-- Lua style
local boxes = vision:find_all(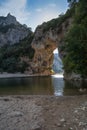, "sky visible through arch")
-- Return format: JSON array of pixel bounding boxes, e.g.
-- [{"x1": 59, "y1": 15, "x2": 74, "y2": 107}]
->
[{"x1": 0, "y1": 0, "x2": 68, "y2": 31}]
